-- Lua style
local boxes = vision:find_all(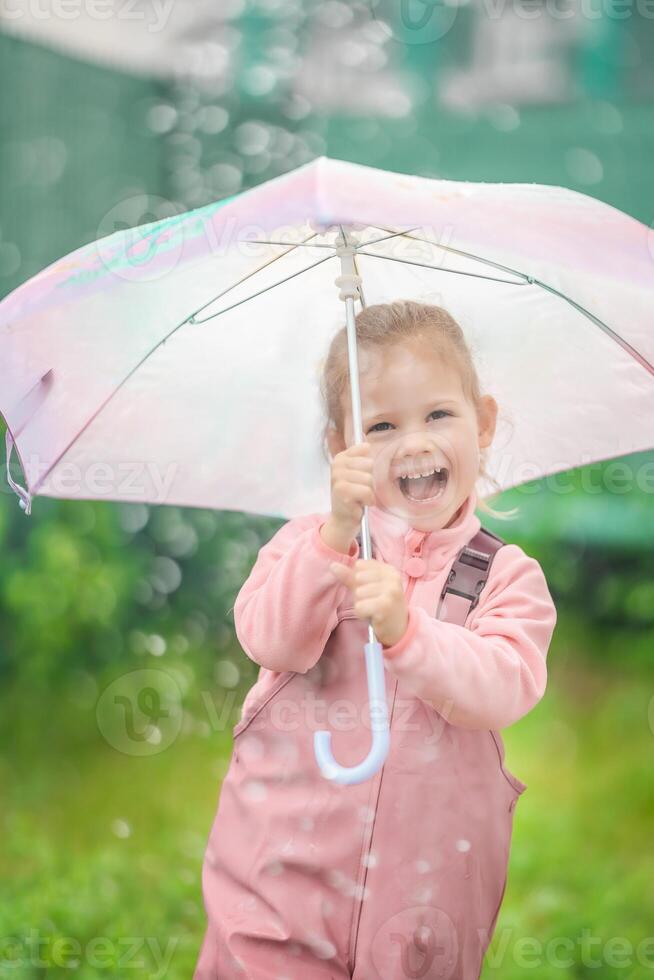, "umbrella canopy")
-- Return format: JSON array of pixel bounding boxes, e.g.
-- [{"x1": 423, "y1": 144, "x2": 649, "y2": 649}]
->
[{"x1": 1, "y1": 154, "x2": 653, "y2": 519}]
